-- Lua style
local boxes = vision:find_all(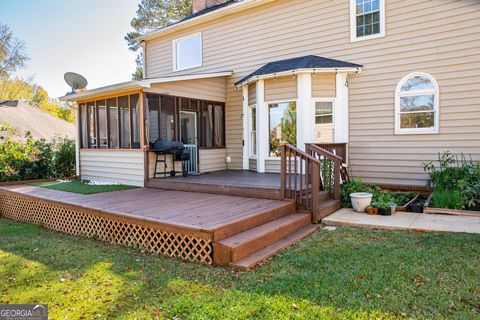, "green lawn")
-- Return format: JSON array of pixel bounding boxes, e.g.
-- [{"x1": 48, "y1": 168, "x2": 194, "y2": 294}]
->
[
  {"x1": 0, "y1": 219, "x2": 478, "y2": 319},
  {"x1": 30, "y1": 180, "x2": 137, "y2": 194}
]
